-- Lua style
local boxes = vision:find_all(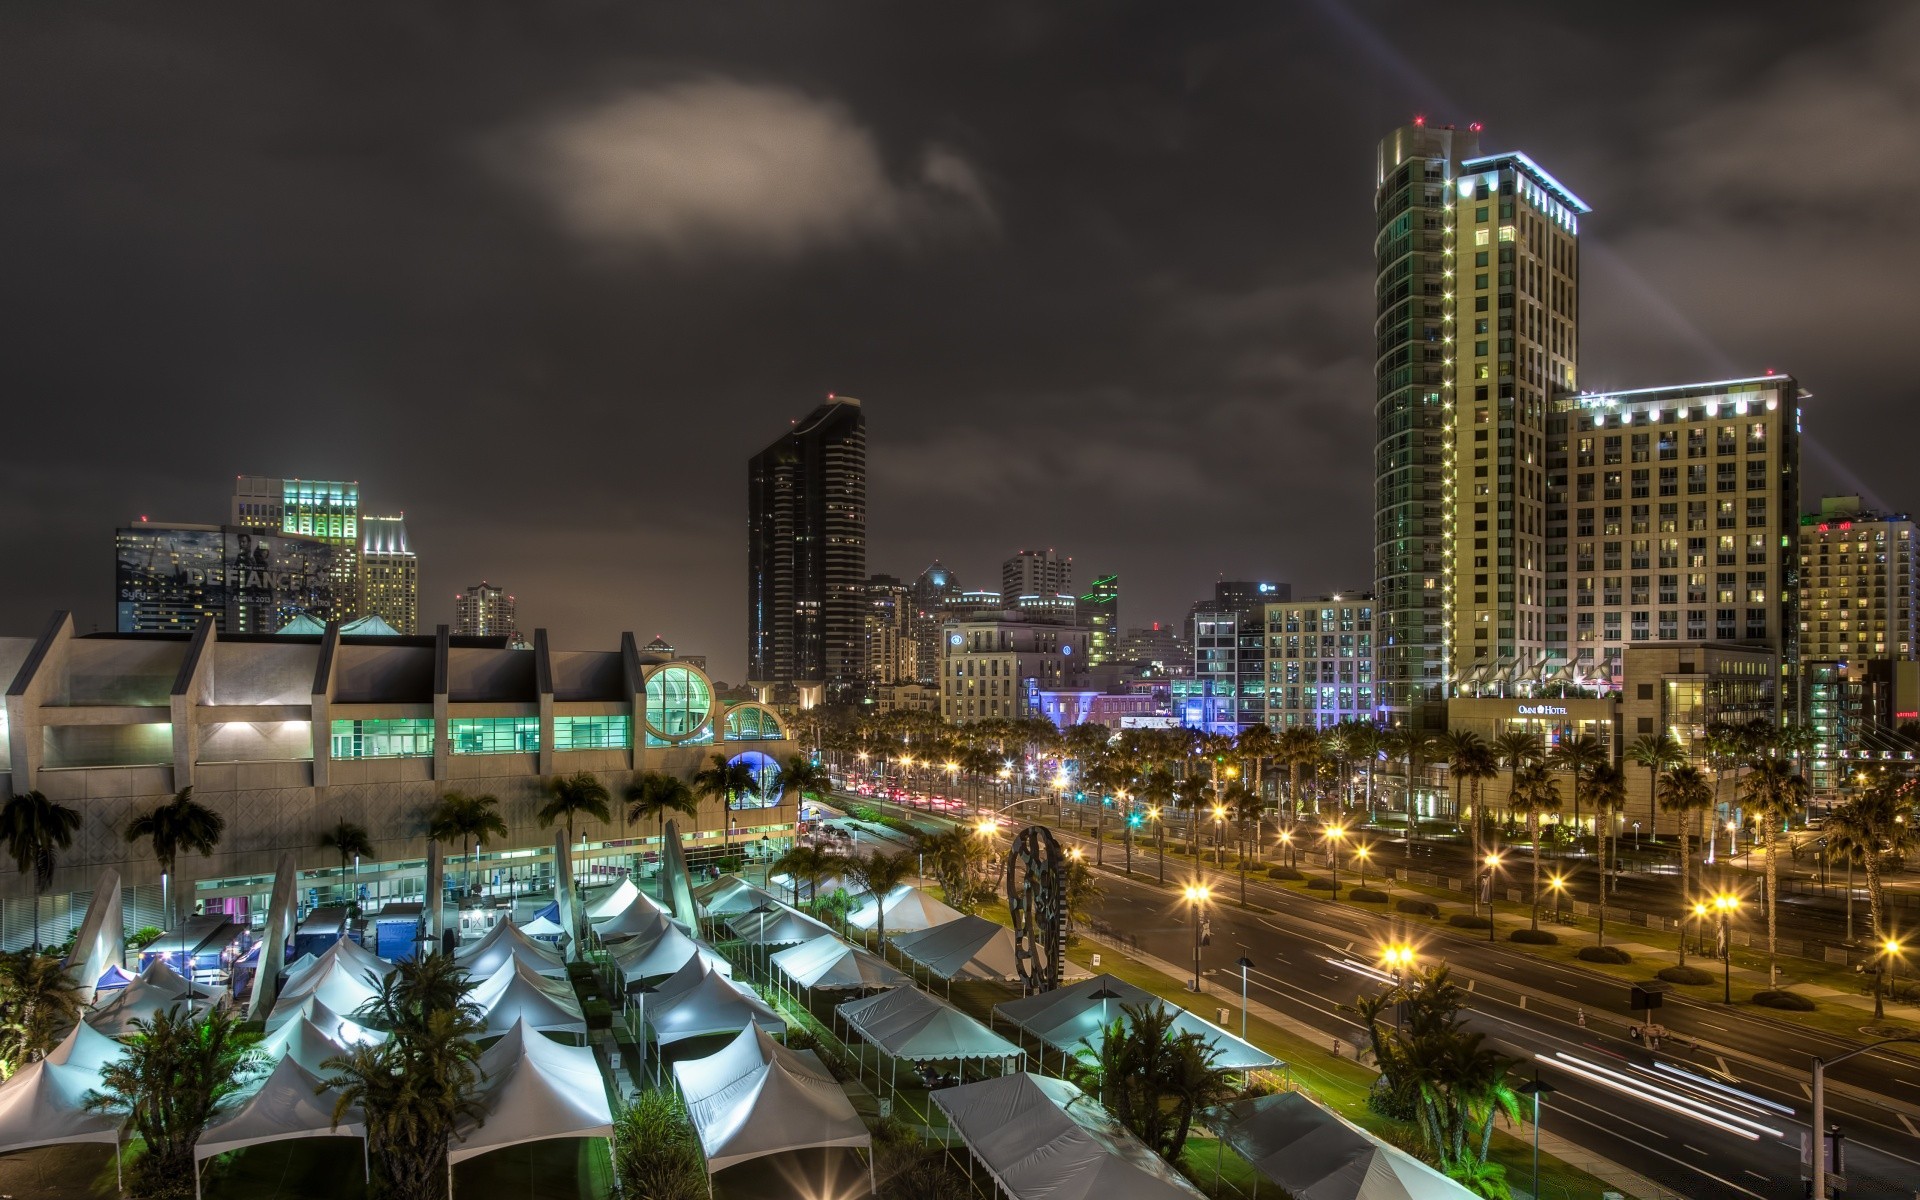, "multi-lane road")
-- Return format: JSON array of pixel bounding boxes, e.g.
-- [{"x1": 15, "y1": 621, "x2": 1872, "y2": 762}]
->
[{"x1": 840, "y1": 794, "x2": 1920, "y2": 1200}]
